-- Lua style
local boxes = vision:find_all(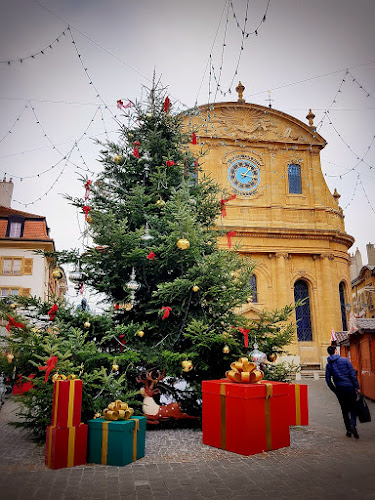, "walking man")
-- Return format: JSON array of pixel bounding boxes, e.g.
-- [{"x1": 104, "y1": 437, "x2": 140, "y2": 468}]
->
[{"x1": 325, "y1": 345, "x2": 360, "y2": 438}]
